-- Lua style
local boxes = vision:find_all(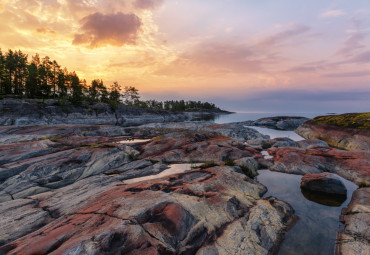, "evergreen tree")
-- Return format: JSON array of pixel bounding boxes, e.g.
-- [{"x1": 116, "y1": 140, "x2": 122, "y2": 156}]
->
[{"x1": 122, "y1": 85, "x2": 139, "y2": 105}]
